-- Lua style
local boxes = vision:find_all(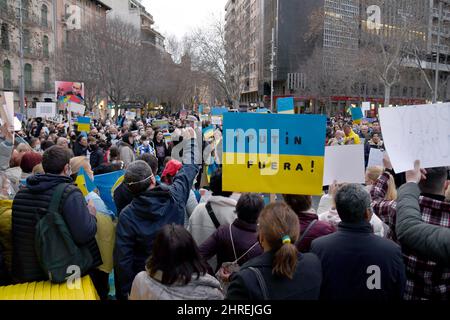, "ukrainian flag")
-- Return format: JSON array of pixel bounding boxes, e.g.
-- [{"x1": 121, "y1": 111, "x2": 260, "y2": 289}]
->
[
  {"x1": 77, "y1": 116, "x2": 91, "y2": 132},
  {"x1": 75, "y1": 167, "x2": 96, "y2": 196},
  {"x1": 203, "y1": 126, "x2": 214, "y2": 140},
  {"x1": 223, "y1": 113, "x2": 326, "y2": 195},
  {"x1": 351, "y1": 107, "x2": 363, "y2": 124},
  {"x1": 94, "y1": 170, "x2": 125, "y2": 215},
  {"x1": 277, "y1": 97, "x2": 295, "y2": 114}
]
